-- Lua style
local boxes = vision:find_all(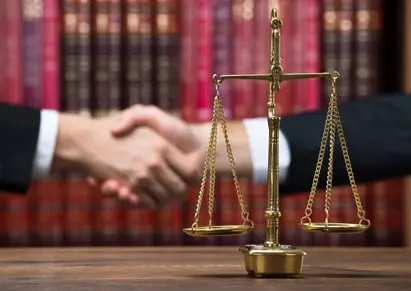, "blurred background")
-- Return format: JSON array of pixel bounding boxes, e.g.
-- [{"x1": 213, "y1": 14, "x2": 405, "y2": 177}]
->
[{"x1": 0, "y1": 0, "x2": 410, "y2": 248}]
